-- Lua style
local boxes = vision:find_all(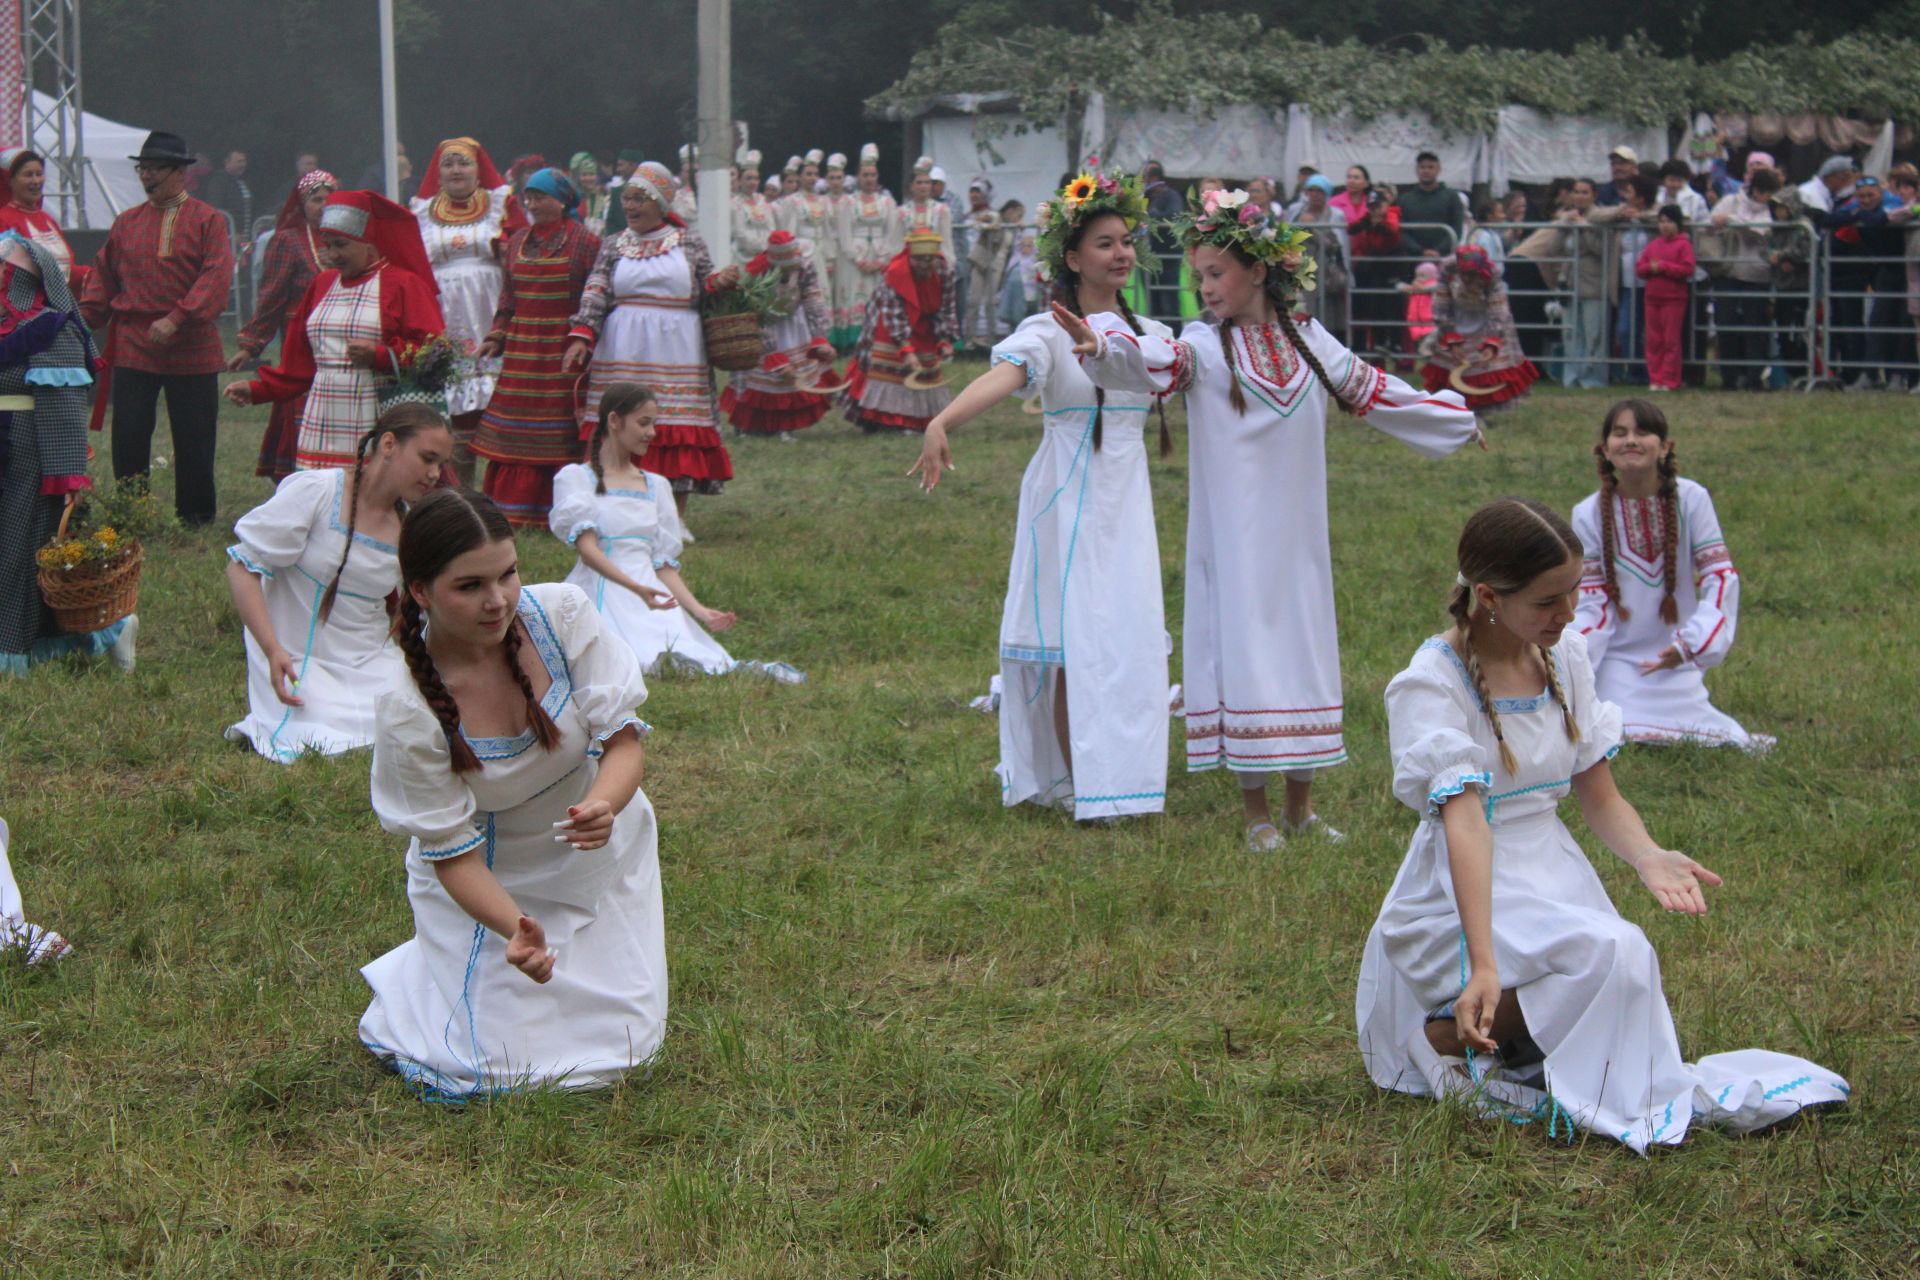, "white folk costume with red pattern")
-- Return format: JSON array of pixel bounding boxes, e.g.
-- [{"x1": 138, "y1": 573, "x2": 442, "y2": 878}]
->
[
  {"x1": 1079, "y1": 312, "x2": 1479, "y2": 777},
  {"x1": 1571, "y1": 478, "x2": 1769, "y2": 751}
]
